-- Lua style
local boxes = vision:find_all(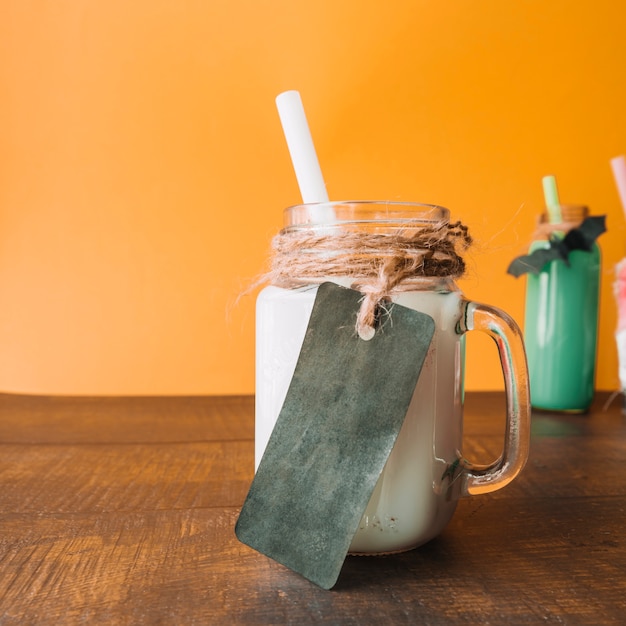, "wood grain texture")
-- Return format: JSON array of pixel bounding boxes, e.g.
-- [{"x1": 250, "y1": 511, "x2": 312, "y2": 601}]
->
[
  {"x1": 0, "y1": 441, "x2": 253, "y2": 513},
  {"x1": 0, "y1": 394, "x2": 254, "y2": 443},
  {"x1": 0, "y1": 392, "x2": 625, "y2": 624}
]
